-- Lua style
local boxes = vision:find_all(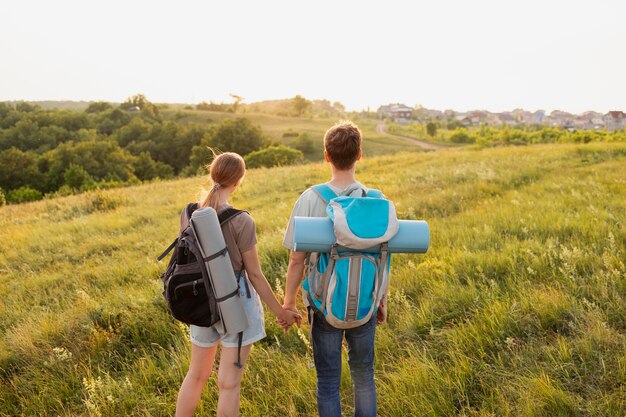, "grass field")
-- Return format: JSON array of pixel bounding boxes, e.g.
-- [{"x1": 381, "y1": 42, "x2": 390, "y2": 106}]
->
[
  {"x1": 1, "y1": 143, "x2": 625, "y2": 416},
  {"x1": 165, "y1": 110, "x2": 415, "y2": 160}
]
